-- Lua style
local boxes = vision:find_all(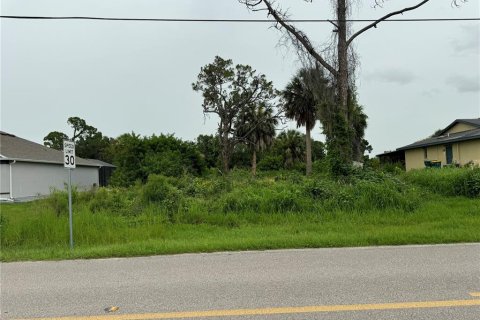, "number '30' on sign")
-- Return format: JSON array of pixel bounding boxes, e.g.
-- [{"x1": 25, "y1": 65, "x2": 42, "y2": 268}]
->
[{"x1": 63, "y1": 140, "x2": 76, "y2": 169}]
